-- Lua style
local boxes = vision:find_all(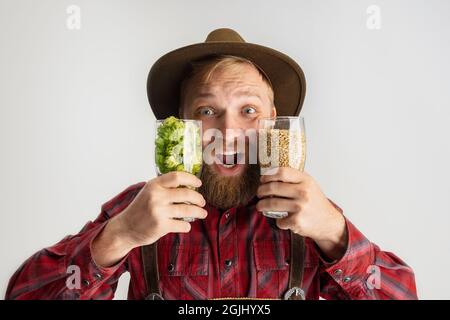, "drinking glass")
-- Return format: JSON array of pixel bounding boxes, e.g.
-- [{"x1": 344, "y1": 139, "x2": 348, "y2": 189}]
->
[
  {"x1": 258, "y1": 116, "x2": 306, "y2": 219},
  {"x1": 155, "y1": 118, "x2": 203, "y2": 222}
]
